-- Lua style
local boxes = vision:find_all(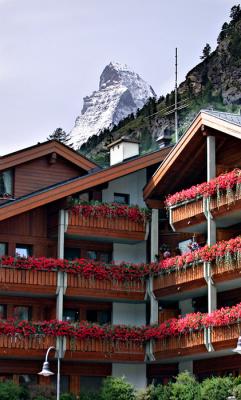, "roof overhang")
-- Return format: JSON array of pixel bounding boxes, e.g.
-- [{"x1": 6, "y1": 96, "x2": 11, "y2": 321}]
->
[
  {"x1": 0, "y1": 146, "x2": 171, "y2": 222},
  {"x1": 144, "y1": 111, "x2": 241, "y2": 201},
  {"x1": 0, "y1": 140, "x2": 97, "y2": 172}
]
